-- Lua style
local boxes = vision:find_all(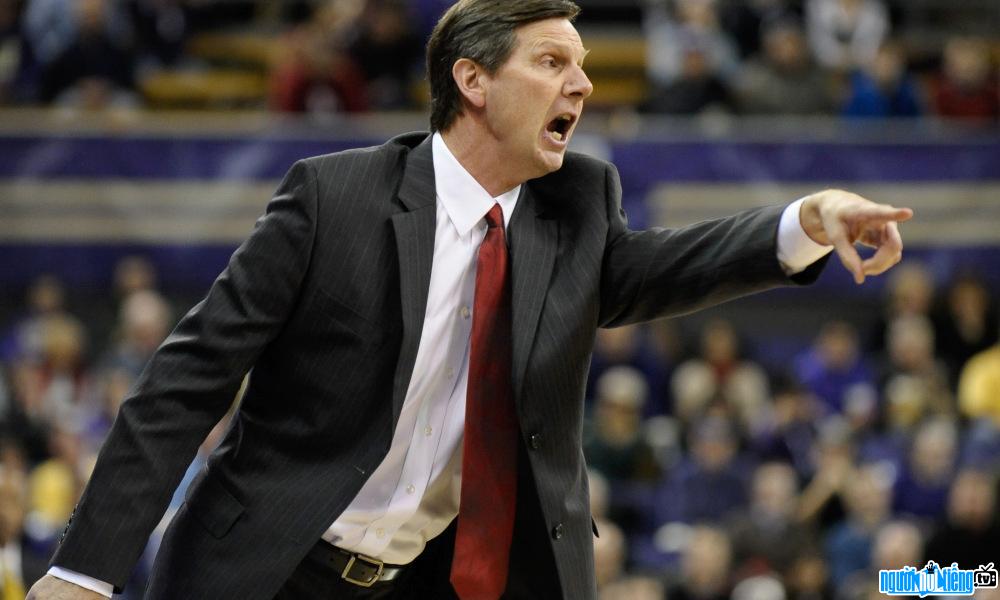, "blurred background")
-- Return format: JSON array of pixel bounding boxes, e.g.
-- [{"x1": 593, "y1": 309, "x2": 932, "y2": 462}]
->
[{"x1": 0, "y1": 0, "x2": 998, "y2": 598}]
